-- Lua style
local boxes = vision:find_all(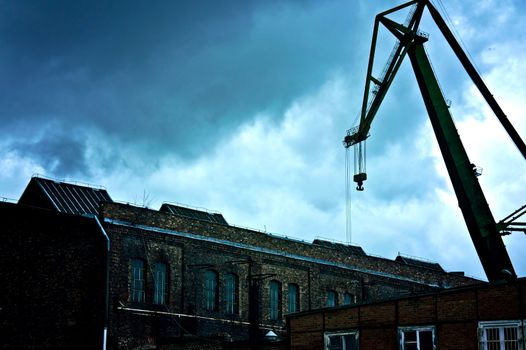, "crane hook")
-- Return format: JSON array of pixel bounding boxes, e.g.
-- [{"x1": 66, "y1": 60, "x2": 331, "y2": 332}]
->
[{"x1": 353, "y1": 173, "x2": 367, "y2": 191}]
